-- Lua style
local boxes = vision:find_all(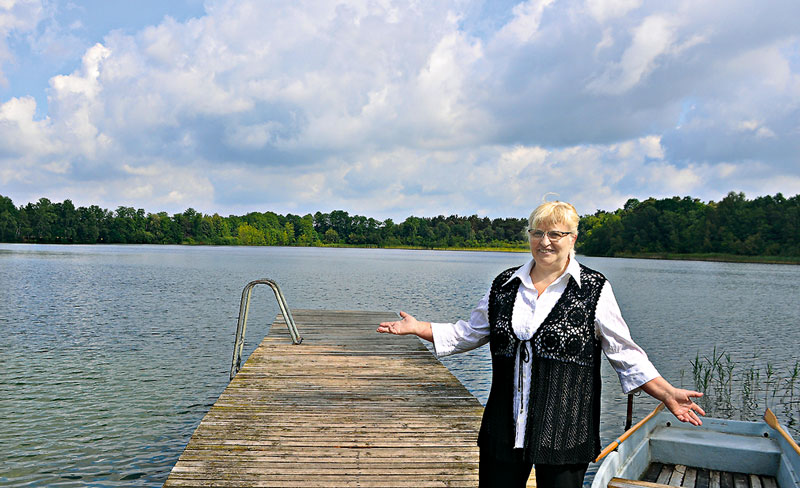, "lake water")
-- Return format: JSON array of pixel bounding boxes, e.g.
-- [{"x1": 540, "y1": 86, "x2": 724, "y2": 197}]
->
[{"x1": 1, "y1": 244, "x2": 798, "y2": 487}]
